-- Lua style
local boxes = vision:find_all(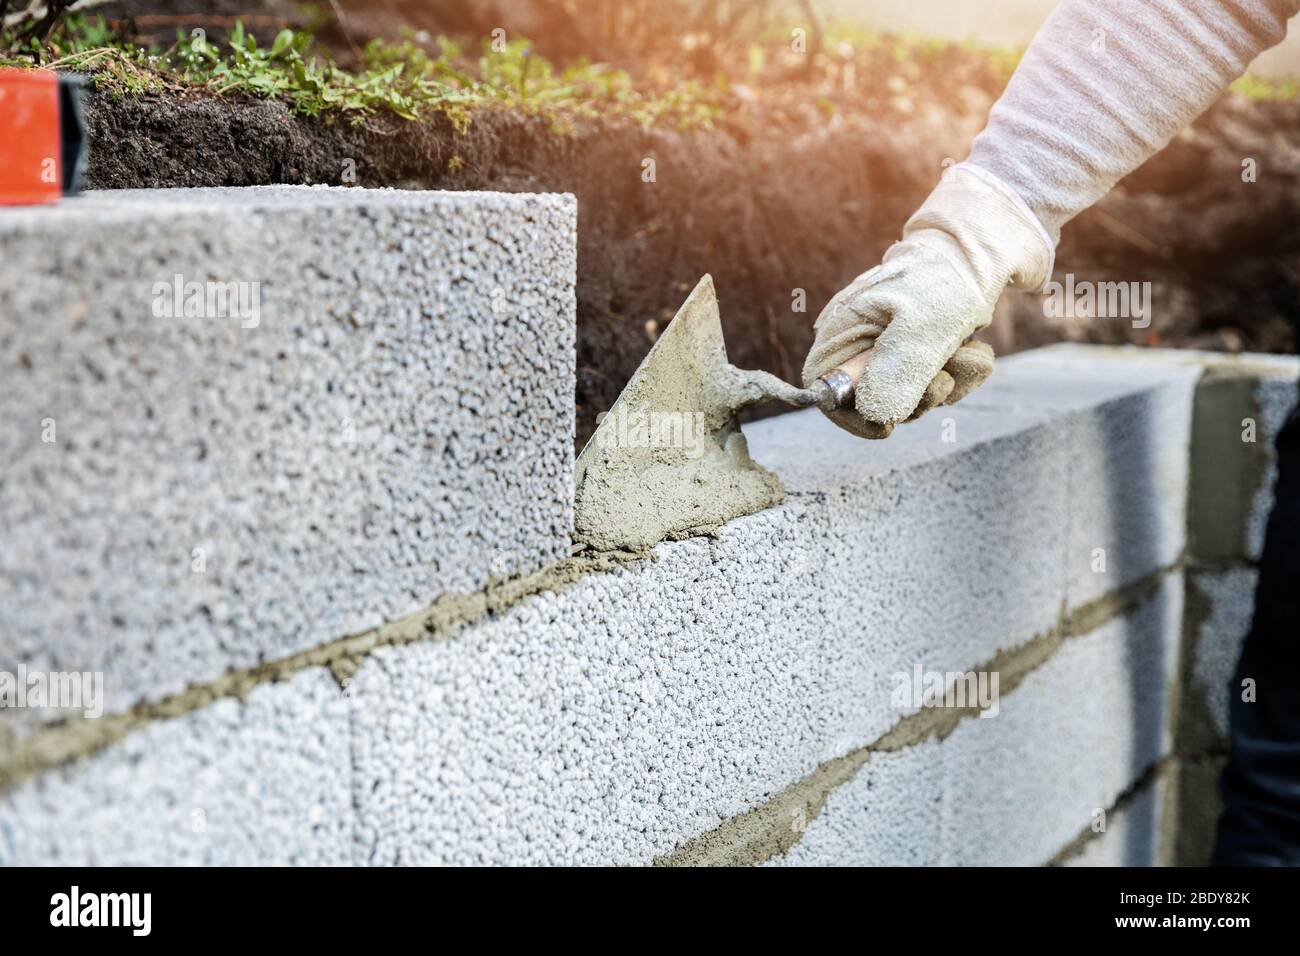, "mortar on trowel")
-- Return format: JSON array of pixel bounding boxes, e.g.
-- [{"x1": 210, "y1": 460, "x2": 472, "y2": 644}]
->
[{"x1": 573, "y1": 275, "x2": 865, "y2": 551}]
